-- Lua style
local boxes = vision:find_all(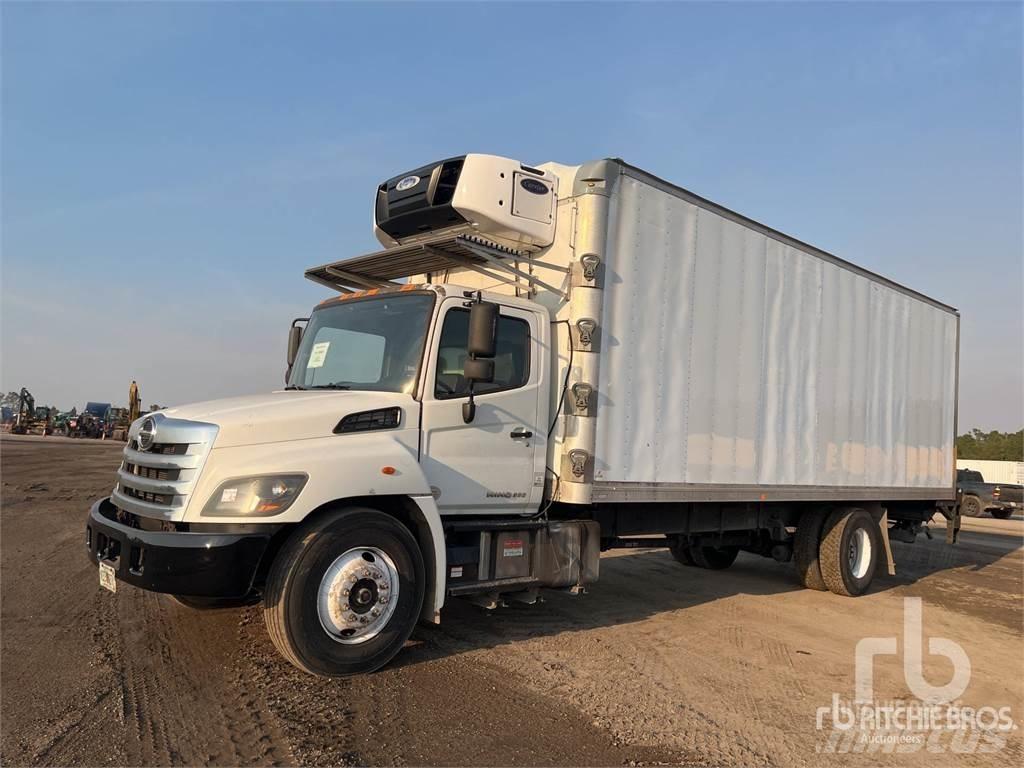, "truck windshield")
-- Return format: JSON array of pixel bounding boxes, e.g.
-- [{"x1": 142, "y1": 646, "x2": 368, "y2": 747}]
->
[{"x1": 288, "y1": 293, "x2": 435, "y2": 394}]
